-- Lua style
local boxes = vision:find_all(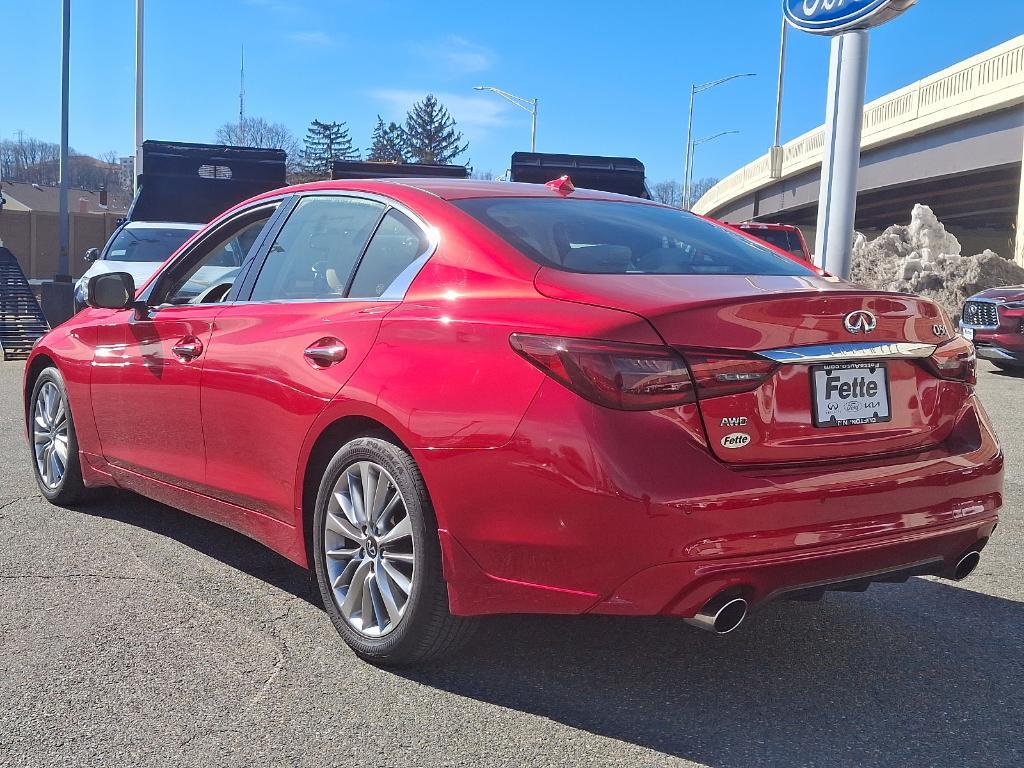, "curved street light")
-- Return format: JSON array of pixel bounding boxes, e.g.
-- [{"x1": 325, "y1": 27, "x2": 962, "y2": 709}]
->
[
  {"x1": 683, "y1": 73, "x2": 755, "y2": 207},
  {"x1": 473, "y1": 86, "x2": 538, "y2": 152}
]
